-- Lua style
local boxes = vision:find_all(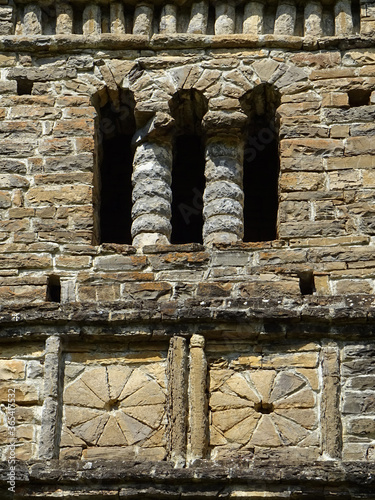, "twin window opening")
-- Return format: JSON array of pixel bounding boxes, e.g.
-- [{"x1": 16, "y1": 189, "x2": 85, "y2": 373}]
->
[{"x1": 96, "y1": 85, "x2": 280, "y2": 246}]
